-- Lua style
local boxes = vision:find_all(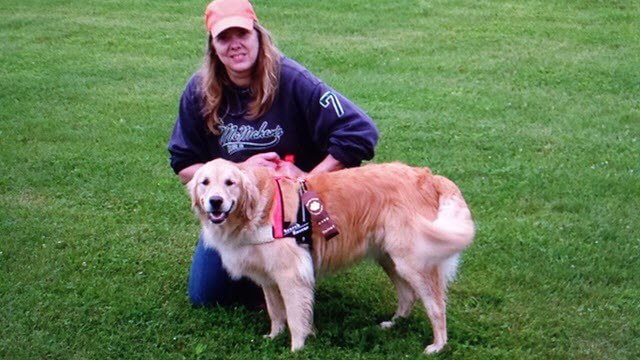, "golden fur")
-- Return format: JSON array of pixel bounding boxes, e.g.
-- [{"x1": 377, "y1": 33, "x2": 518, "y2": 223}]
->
[{"x1": 188, "y1": 159, "x2": 475, "y2": 354}]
